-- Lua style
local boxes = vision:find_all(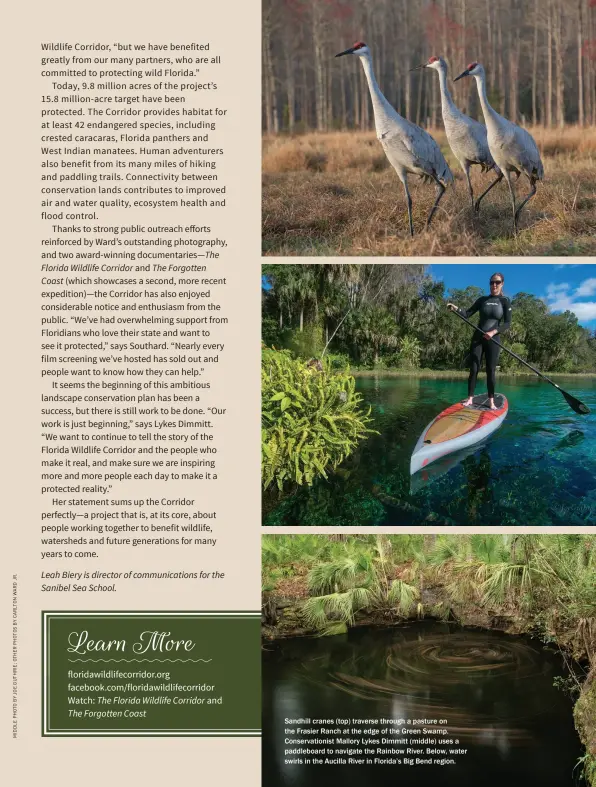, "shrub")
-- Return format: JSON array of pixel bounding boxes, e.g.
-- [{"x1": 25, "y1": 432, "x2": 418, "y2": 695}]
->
[
  {"x1": 397, "y1": 335, "x2": 422, "y2": 369},
  {"x1": 301, "y1": 536, "x2": 420, "y2": 634},
  {"x1": 262, "y1": 347, "x2": 375, "y2": 491},
  {"x1": 288, "y1": 323, "x2": 325, "y2": 359},
  {"x1": 326, "y1": 352, "x2": 351, "y2": 371},
  {"x1": 262, "y1": 314, "x2": 284, "y2": 347},
  {"x1": 496, "y1": 342, "x2": 530, "y2": 373}
]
